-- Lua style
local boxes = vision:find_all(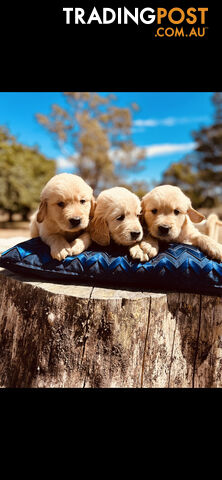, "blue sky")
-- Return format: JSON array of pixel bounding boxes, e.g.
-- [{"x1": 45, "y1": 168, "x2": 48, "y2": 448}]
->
[{"x1": 0, "y1": 92, "x2": 214, "y2": 184}]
